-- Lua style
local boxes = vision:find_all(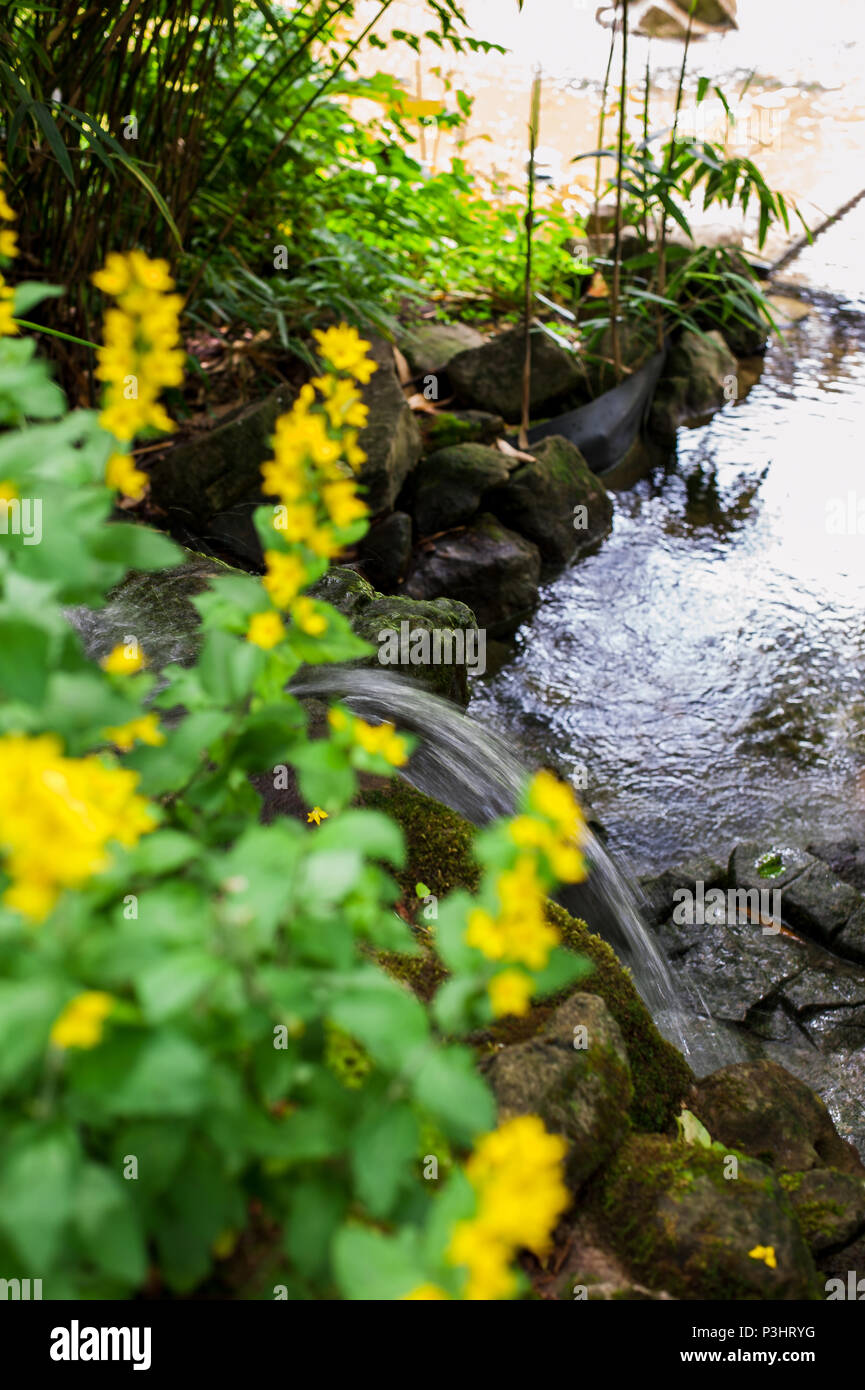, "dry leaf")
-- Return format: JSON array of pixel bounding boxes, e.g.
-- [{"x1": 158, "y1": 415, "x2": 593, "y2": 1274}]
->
[
  {"x1": 406, "y1": 393, "x2": 439, "y2": 414},
  {"x1": 496, "y1": 438, "x2": 536, "y2": 464},
  {"x1": 392, "y1": 345, "x2": 413, "y2": 385}
]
